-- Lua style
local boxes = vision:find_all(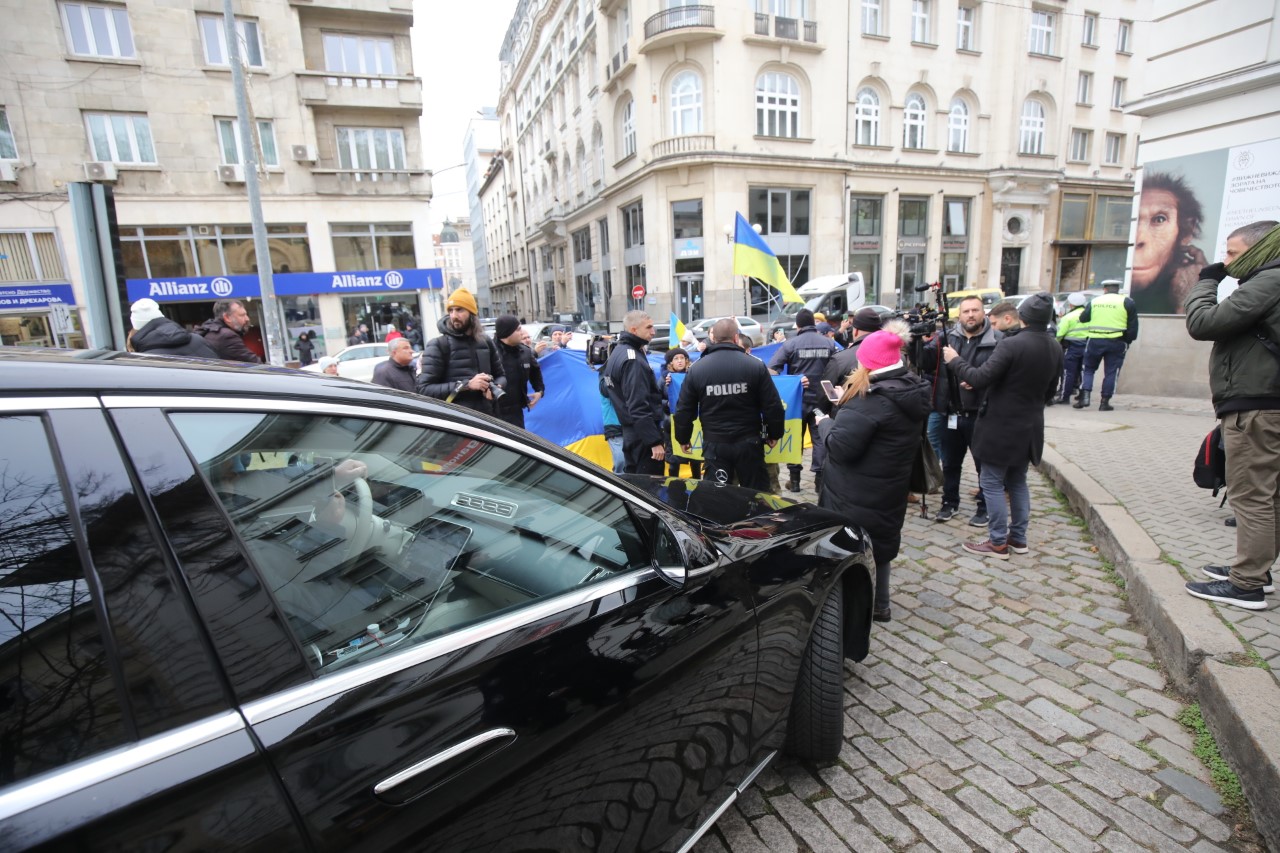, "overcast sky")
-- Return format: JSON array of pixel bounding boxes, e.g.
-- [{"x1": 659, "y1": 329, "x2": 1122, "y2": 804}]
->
[{"x1": 412, "y1": 0, "x2": 519, "y2": 228}]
